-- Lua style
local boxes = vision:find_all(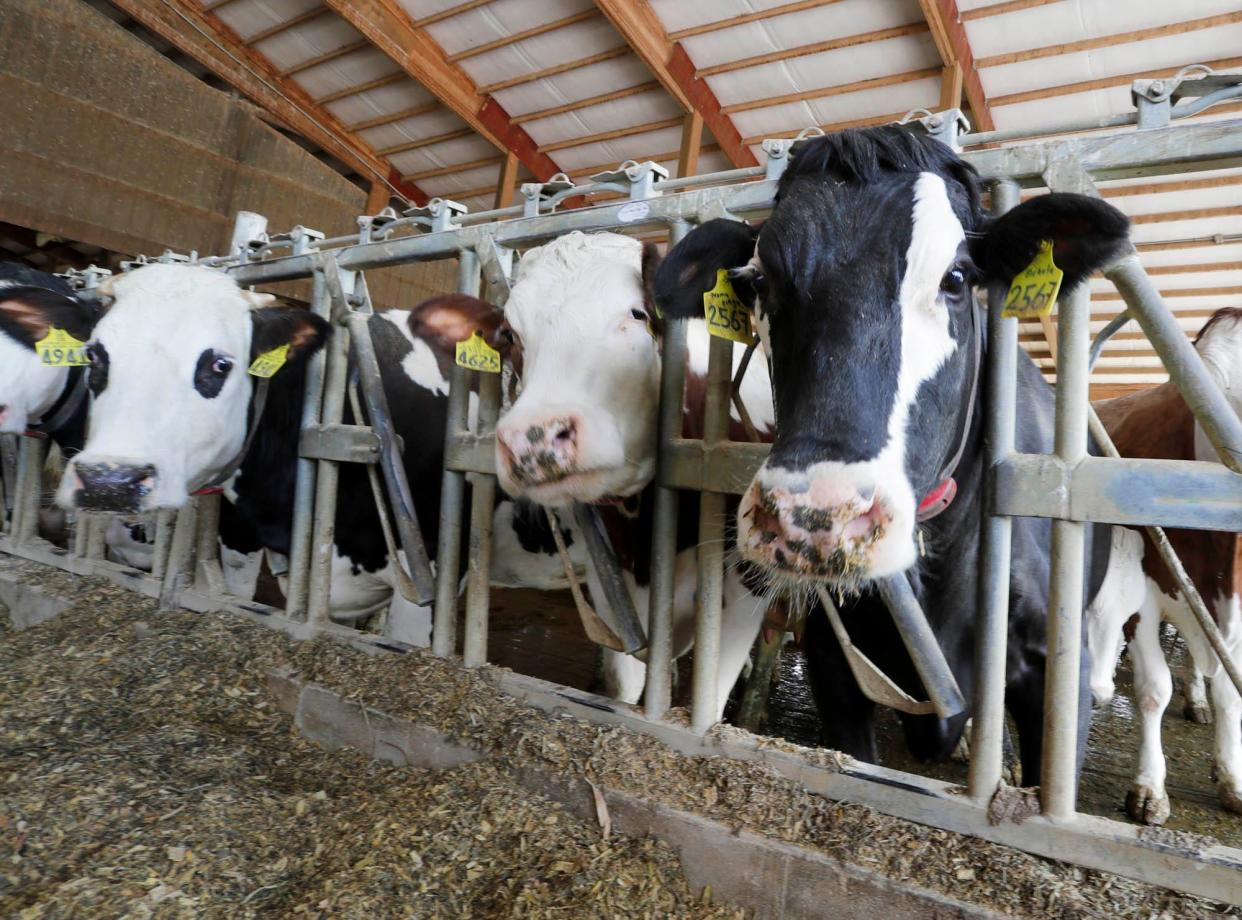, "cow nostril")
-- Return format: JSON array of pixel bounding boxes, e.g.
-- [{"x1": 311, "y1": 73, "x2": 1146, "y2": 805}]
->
[{"x1": 552, "y1": 421, "x2": 576, "y2": 444}]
